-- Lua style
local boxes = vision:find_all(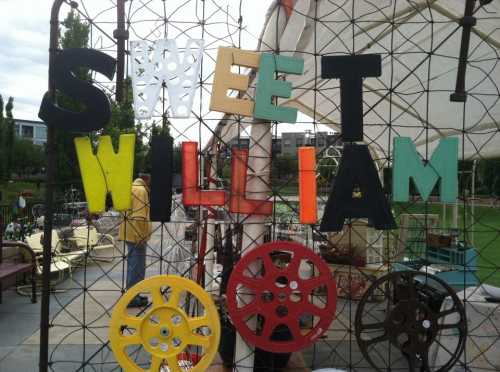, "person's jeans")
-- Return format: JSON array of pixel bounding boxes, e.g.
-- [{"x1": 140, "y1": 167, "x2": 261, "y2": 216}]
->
[{"x1": 126, "y1": 242, "x2": 146, "y2": 289}]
